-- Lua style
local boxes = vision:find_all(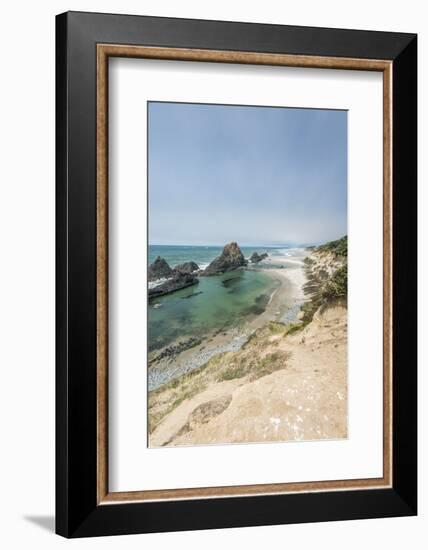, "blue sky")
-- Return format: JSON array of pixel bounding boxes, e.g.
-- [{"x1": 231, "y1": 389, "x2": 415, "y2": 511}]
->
[{"x1": 148, "y1": 102, "x2": 347, "y2": 246}]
